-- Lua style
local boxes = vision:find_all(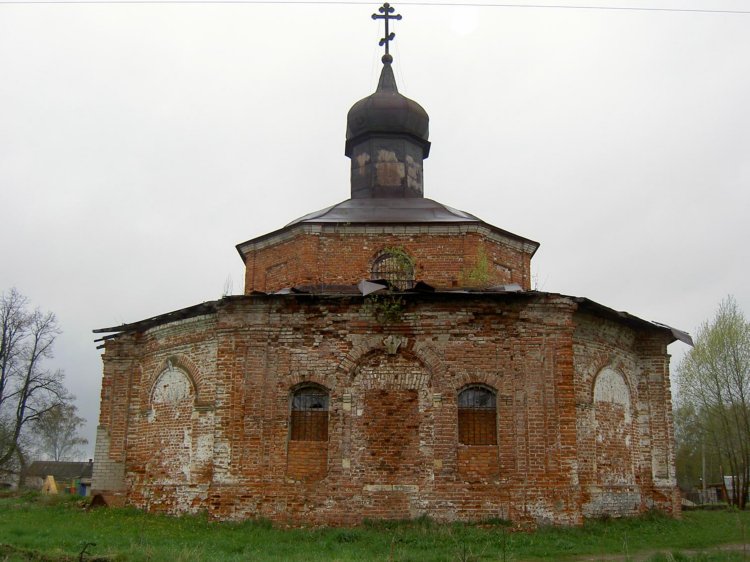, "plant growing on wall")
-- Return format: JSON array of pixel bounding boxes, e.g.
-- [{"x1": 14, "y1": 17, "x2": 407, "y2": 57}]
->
[
  {"x1": 363, "y1": 293, "x2": 406, "y2": 324},
  {"x1": 381, "y1": 246, "x2": 414, "y2": 271},
  {"x1": 461, "y1": 246, "x2": 490, "y2": 287}
]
